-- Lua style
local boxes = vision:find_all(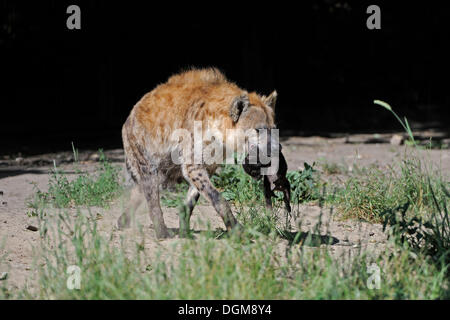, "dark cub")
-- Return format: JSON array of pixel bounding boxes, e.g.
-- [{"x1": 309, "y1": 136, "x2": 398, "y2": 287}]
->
[{"x1": 242, "y1": 144, "x2": 292, "y2": 213}]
